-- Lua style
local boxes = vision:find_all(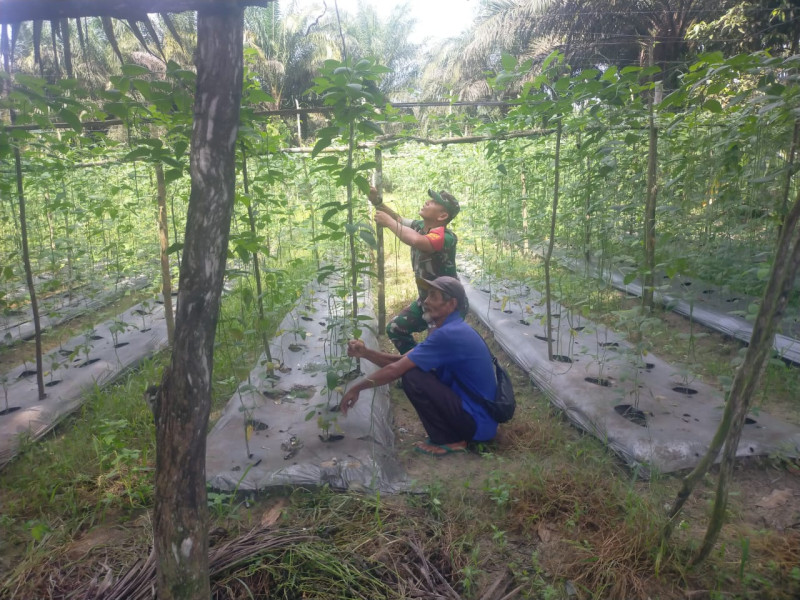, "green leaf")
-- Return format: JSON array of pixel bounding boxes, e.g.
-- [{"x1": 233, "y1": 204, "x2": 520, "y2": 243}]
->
[
  {"x1": 59, "y1": 108, "x2": 82, "y2": 132},
  {"x1": 164, "y1": 168, "x2": 183, "y2": 184},
  {"x1": 702, "y1": 99, "x2": 723, "y2": 114},
  {"x1": 104, "y1": 102, "x2": 129, "y2": 120},
  {"x1": 311, "y1": 137, "x2": 332, "y2": 158},
  {"x1": 121, "y1": 64, "x2": 151, "y2": 77},
  {"x1": 123, "y1": 147, "x2": 152, "y2": 162},
  {"x1": 132, "y1": 79, "x2": 152, "y2": 100},
  {"x1": 357, "y1": 120, "x2": 383, "y2": 135},
  {"x1": 501, "y1": 53, "x2": 517, "y2": 72},
  {"x1": 359, "y1": 229, "x2": 377, "y2": 249}
]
